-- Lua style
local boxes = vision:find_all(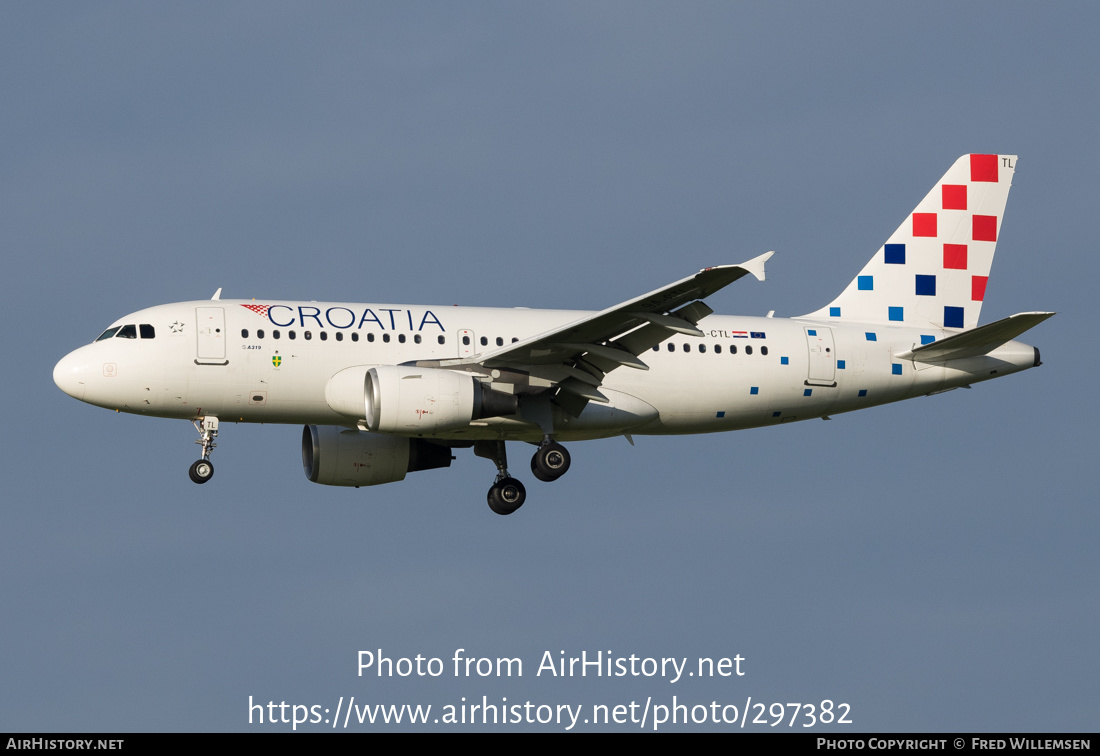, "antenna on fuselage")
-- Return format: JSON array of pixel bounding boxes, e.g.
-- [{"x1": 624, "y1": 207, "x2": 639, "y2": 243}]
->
[{"x1": 211, "y1": 288, "x2": 222, "y2": 300}]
